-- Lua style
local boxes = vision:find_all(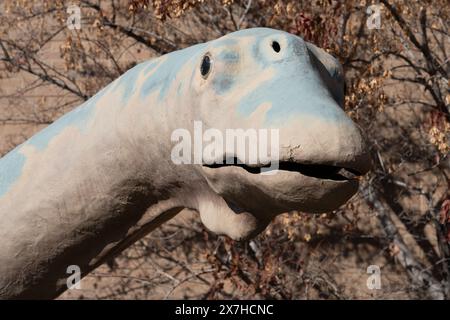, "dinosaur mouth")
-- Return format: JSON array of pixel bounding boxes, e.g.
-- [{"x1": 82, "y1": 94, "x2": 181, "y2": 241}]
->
[
  {"x1": 201, "y1": 155, "x2": 368, "y2": 214},
  {"x1": 203, "y1": 158, "x2": 362, "y2": 181}
]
